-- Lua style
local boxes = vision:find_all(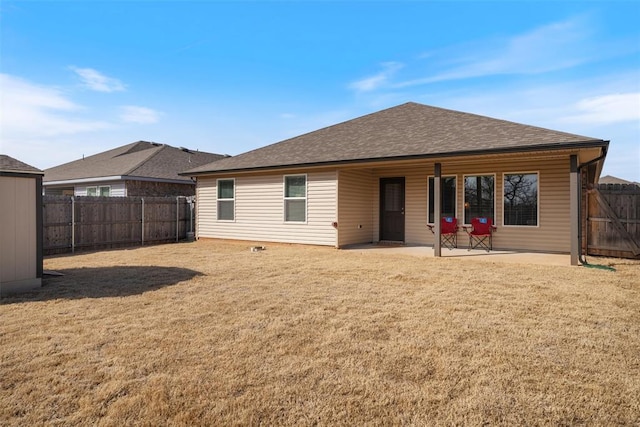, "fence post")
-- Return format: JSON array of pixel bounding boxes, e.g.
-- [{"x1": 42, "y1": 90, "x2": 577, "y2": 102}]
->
[
  {"x1": 141, "y1": 197, "x2": 145, "y2": 246},
  {"x1": 176, "y1": 196, "x2": 180, "y2": 242},
  {"x1": 71, "y1": 196, "x2": 75, "y2": 253}
]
